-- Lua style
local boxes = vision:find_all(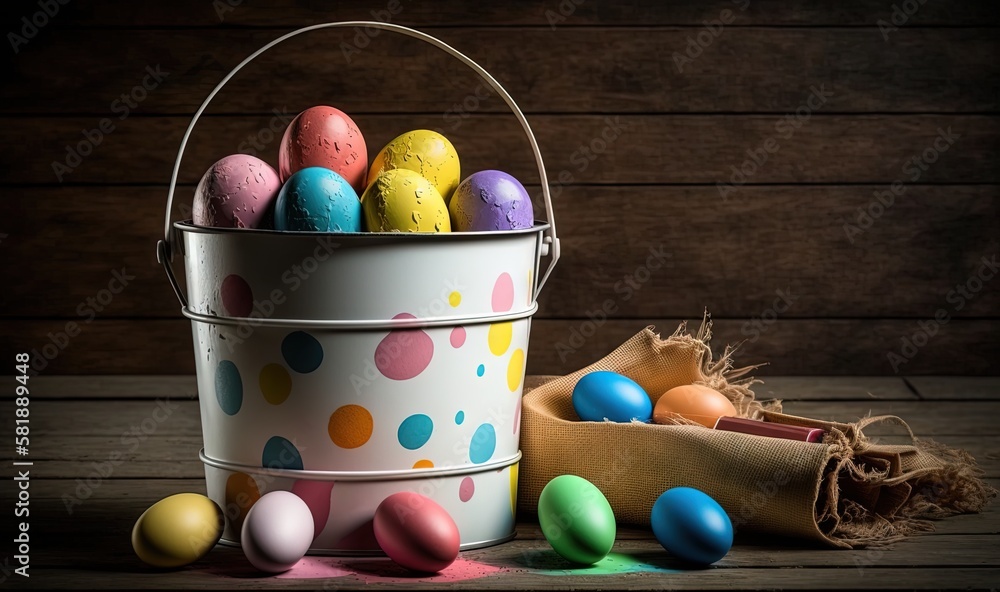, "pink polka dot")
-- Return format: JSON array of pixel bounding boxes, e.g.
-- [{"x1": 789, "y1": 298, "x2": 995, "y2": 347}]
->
[
  {"x1": 459, "y1": 476, "x2": 475, "y2": 502},
  {"x1": 221, "y1": 274, "x2": 253, "y2": 317},
  {"x1": 450, "y1": 326, "x2": 466, "y2": 348},
  {"x1": 492, "y1": 273, "x2": 515, "y2": 312},
  {"x1": 375, "y1": 313, "x2": 434, "y2": 380},
  {"x1": 291, "y1": 480, "x2": 334, "y2": 540}
]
